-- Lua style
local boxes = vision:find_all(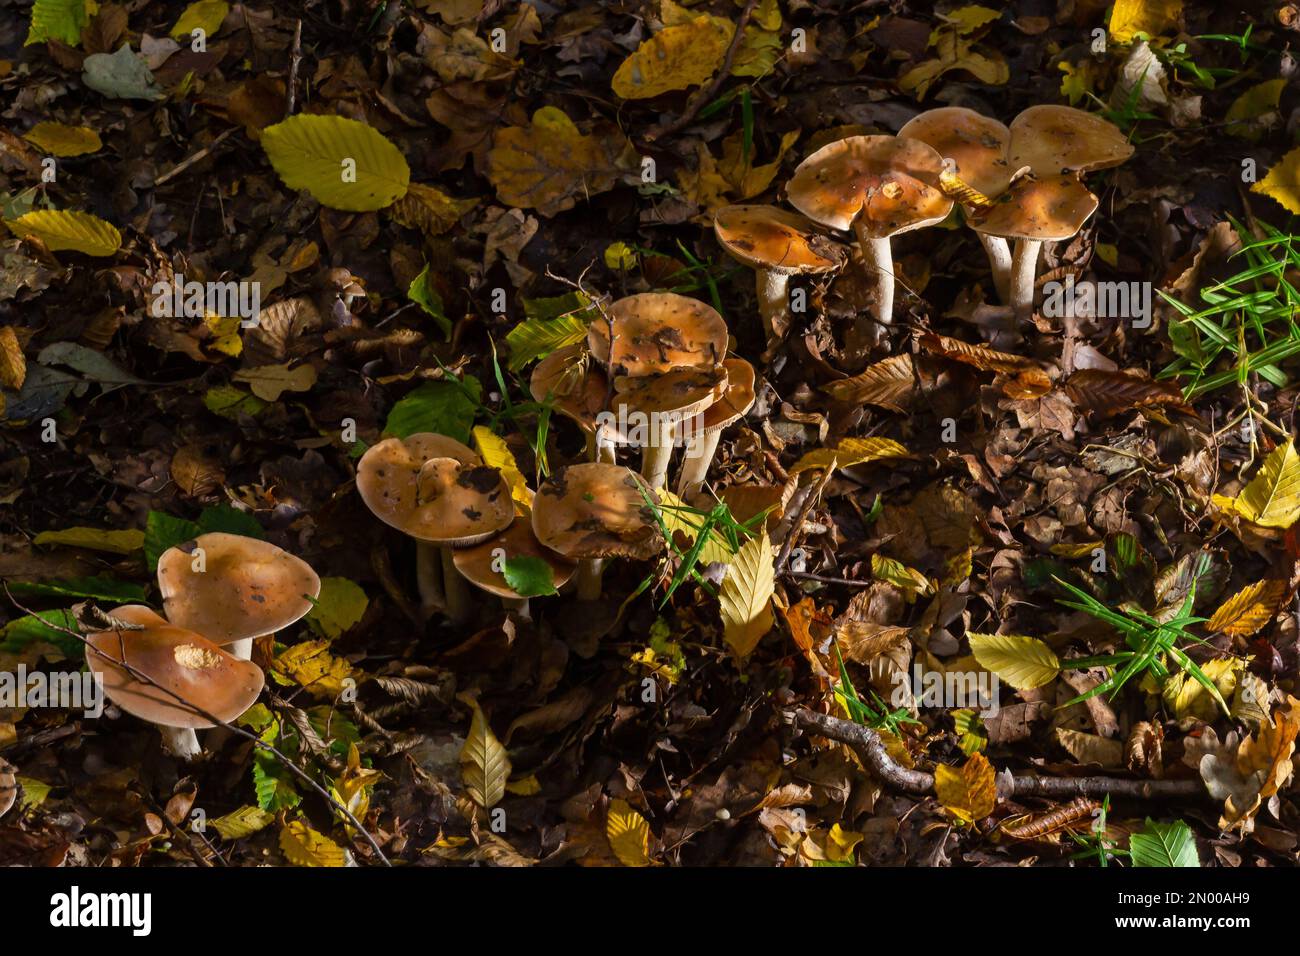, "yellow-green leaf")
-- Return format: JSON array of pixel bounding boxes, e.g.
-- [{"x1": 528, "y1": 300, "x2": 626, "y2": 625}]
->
[
  {"x1": 5, "y1": 210, "x2": 121, "y2": 256},
  {"x1": 606, "y1": 798, "x2": 654, "y2": 866},
  {"x1": 33, "y1": 526, "x2": 144, "y2": 554},
  {"x1": 968, "y1": 633, "x2": 1060, "y2": 690},
  {"x1": 261, "y1": 114, "x2": 410, "y2": 212},
  {"x1": 210, "y1": 805, "x2": 274, "y2": 840},
  {"x1": 1254, "y1": 147, "x2": 1300, "y2": 216},
  {"x1": 305, "y1": 577, "x2": 369, "y2": 640},
  {"x1": 871, "y1": 554, "x2": 934, "y2": 601},
  {"x1": 944, "y1": 5, "x2": 1001, "y2": 34},
  {"x1": 472, "y1": 425, "x2": 533, "y2": 512},
  {"x1": 934, "y1": 751, "x2": 996, "y2": 825},
  {"x1": 505, "y1": 313, "x2": 588, "y2": 371},
  {"x1": 278, "y1": 819, "x2": 348, "y2": 866},
  {"x1": 1108, "y1": 0, "x2": 1182, "y2": 42},
  {"x1": 22, "y1": 122, "x2": 101, "y2": 157},
  {"x1": 790, "y1": 437, "x2": 910, "y2": 475},
  {"x1": 387, "y1": 182, "x2": 477, "y2": 236},
  {"x1": 170, "y1": 0, "x2": 229, "y2": 40},
  {"x1": 25, "y1": 0, "x2": 88, "y2": 46},
  {"x1": 460, "y1": 697, "x2": 511, "y2": 810},
  {"x1": 603, "y1": 241, "x2": 637, "y2": 271},
  {"x1": 272, "y1": 640, "x2": 354, "y2": 698},
  {"x1": 1225, "y1": 78, "x2": 1286, "y2": 142},
  {"x1": 717, "y1": 532, "x2": 775, "y2": 658},
  {"x1": 1163, "y1": 658, "x2": 1238, "y2": 722},
  {"x1": 611, "y1": 16, "x2": 734, "y2": 100},
  {"x1": 656, "y1": 489, "x2": 736, "y2": 565},
  {"x1": 1214, "y1": 440, "x2": 1300, "y2": 528}
]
